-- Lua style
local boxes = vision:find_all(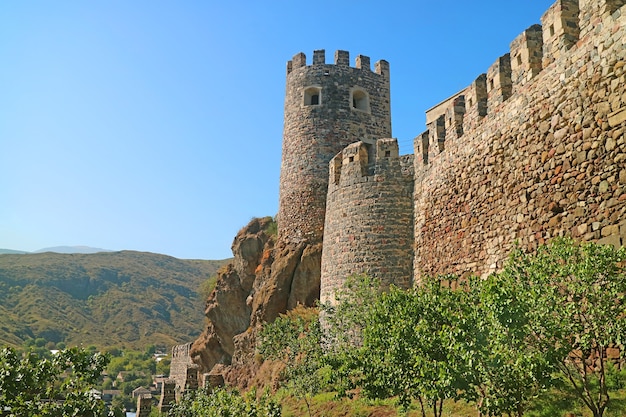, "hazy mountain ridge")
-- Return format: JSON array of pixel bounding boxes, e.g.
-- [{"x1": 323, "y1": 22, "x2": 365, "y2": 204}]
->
[
  {"x1": 0, "y1": 251, "x2": 230, "y2": 350},
  {"x1": 33, "y1": 246, "x2": 114, "y2": 254},
  {"x1": 0, "y1": 246, "x2": 112, "y2": 255},
  {"x1": 0, "y1": 249, "x2": 29, "y2": 254}
]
